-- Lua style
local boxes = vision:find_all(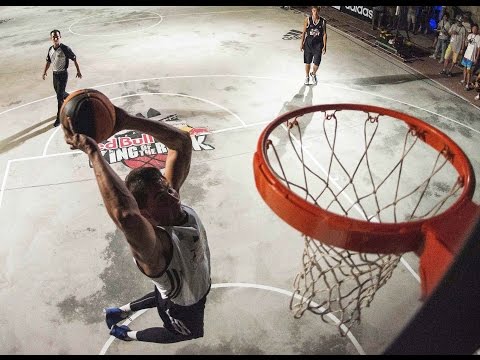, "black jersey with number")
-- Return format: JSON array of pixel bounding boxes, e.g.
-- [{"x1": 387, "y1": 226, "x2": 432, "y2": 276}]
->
[{"x1": 305, "y1": 16, "x2": 326, "y2": 50}]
